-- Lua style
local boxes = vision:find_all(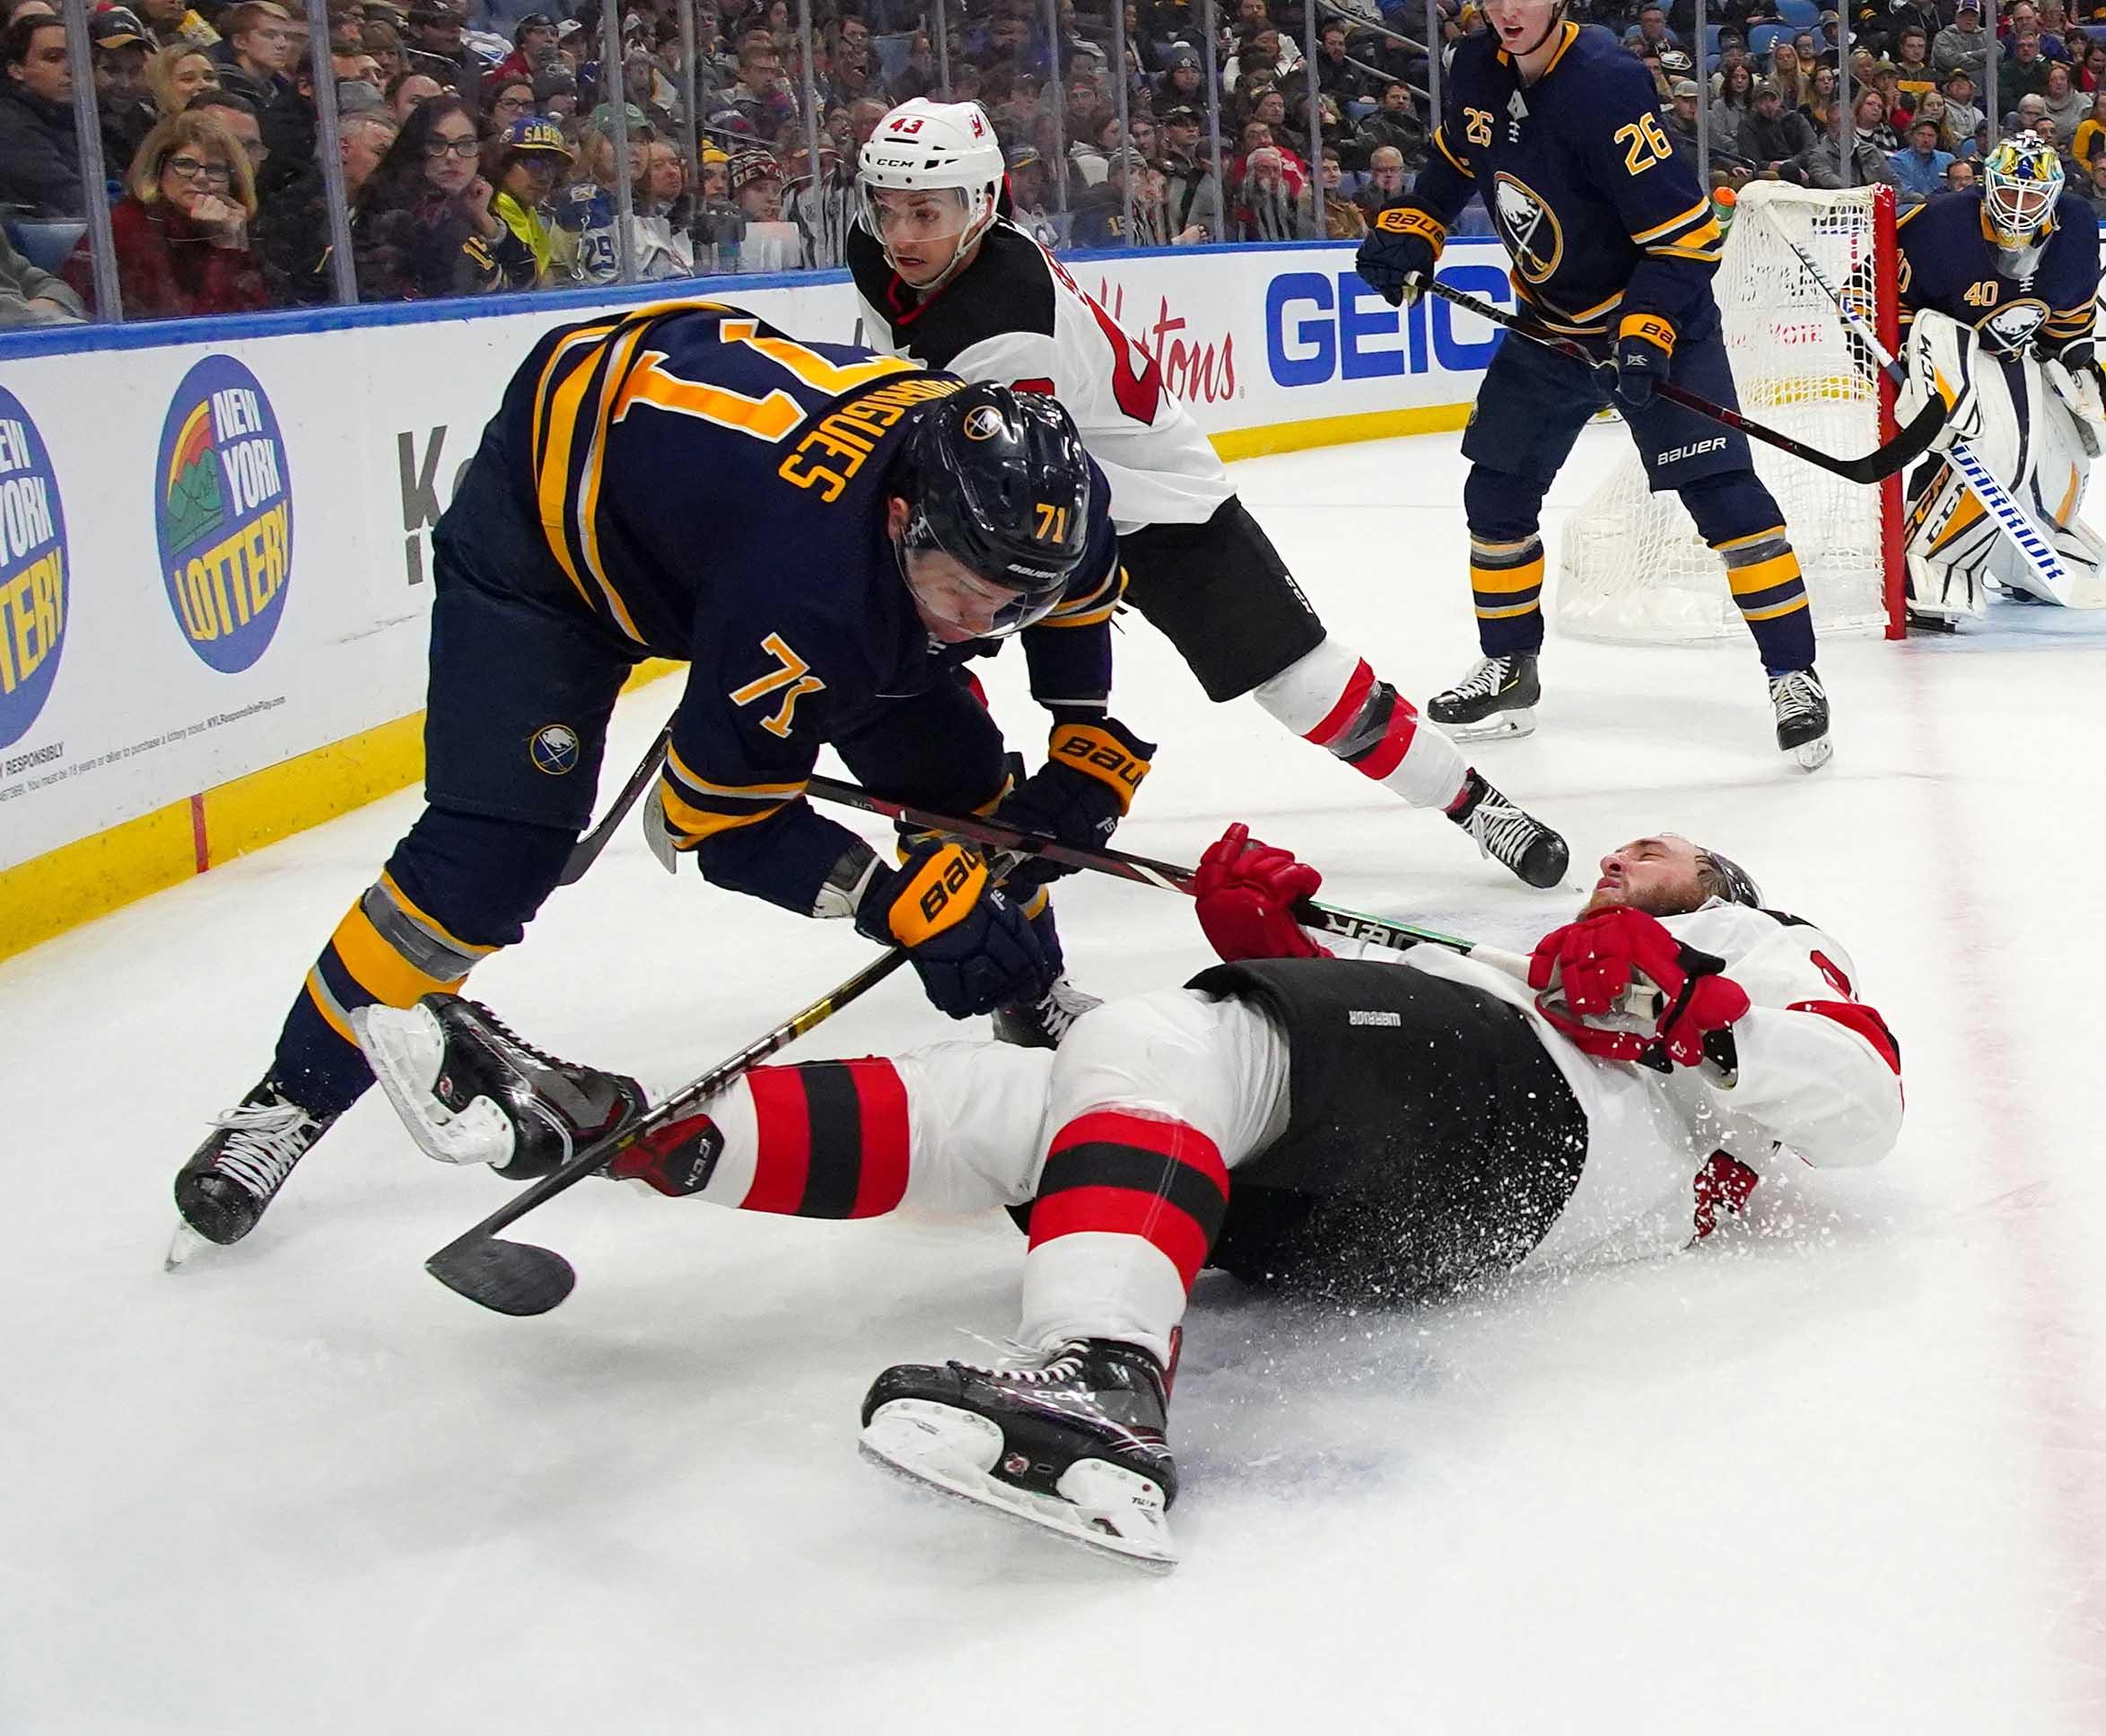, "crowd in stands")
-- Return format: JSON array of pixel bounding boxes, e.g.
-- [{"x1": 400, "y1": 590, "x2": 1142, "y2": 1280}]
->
[{"x1": 1, "y1": 0, "x2": 2102, "y2": 323}]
